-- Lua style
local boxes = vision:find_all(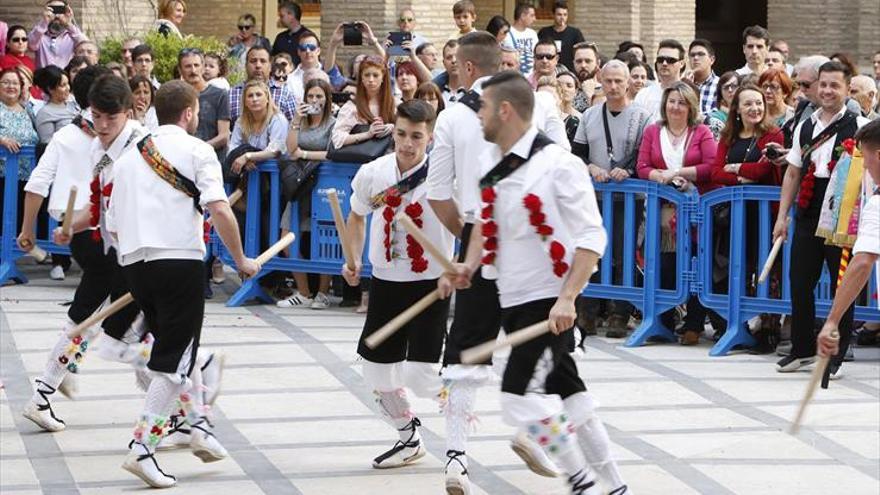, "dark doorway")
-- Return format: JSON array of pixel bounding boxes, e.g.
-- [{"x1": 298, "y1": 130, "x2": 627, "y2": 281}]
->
[{"x1": 696, "y1": 0, "x2": 767, "y2": 74}]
